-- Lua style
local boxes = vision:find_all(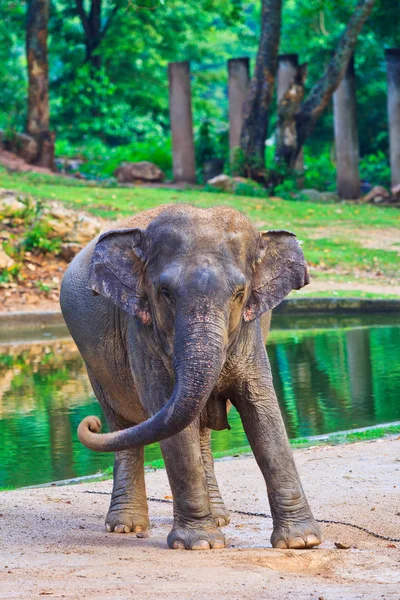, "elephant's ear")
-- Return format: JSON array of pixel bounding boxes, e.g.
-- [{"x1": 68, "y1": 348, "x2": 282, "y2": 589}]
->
[
  {"x1": 88, "y1": 228, "x2": 151, "y2": 324},
  {"x1": 244, "y1": 230, "x2": 309, "y2": 322}
]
